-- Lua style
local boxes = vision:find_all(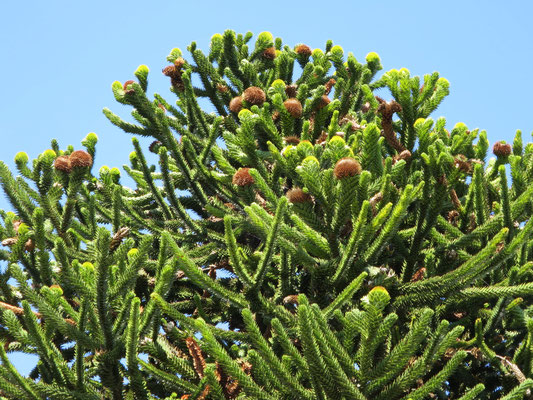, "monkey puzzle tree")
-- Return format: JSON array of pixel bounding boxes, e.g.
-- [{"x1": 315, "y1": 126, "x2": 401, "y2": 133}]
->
[{"x1": 0, "y1": 30, "x2": 532, "y2": 399}]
